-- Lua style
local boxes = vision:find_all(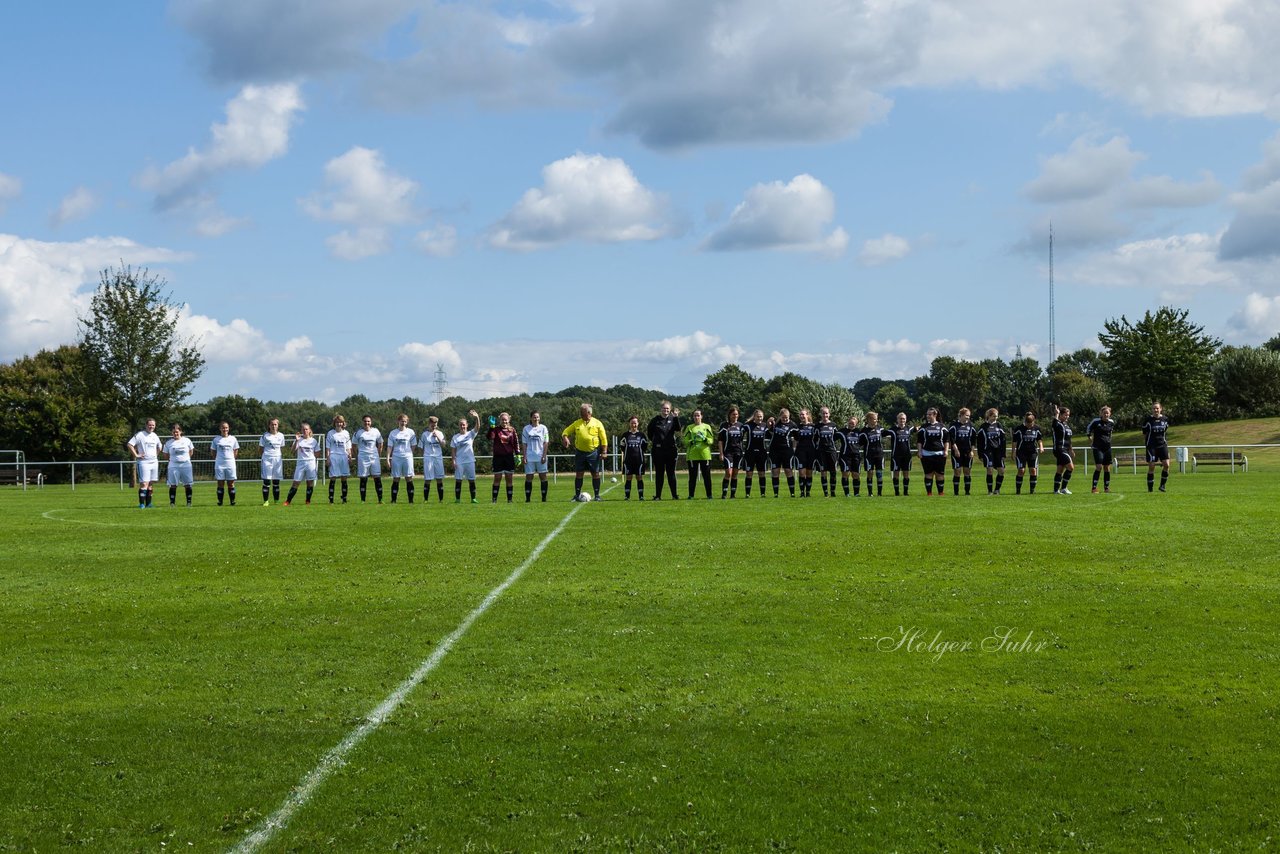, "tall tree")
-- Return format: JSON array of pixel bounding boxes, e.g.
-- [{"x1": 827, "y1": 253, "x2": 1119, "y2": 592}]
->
[
  {"x1": 1264, "y1": 334, "x2": 1280, "y2": 353},
  {"x1": 1047, "y1": 347, "x2": 1105, "y2": 379},
  {"x1": 869, "y1": 383, "x2": 914, "y2": 418},
  {"x1": 768, "y1": 376, "x2": 863, "y2": 423},
  {"x1": 1098, "y1": 307, "x2": 1220, "y2": 416},
  {"x1": 78, "y1": 266, "x2": 205, "y2": 431},
  {"x1": 1212, "y1": 346, "x2": 1280, "y2": 418},
  {"x1": 0, "y1": 346, "x2": 121, "y2": 462},
  {"x1": 699, "y1": 364, "x2": 764, "y2": 418}
]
